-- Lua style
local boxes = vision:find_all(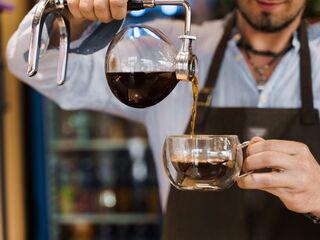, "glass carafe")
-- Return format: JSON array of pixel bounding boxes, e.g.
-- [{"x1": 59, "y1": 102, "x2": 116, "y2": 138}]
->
[{"x1": 105, "y1": 25, "x2": 180, "y2": 108}]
